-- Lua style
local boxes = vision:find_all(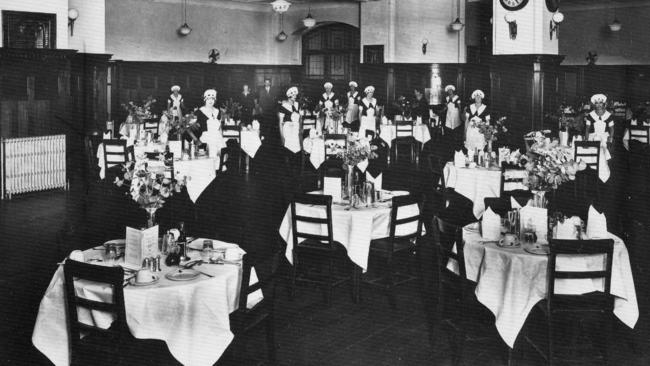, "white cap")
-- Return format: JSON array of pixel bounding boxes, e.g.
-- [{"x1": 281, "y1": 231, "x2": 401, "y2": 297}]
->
[
  {"x1": 471, "y1": 89, "x2": 485, "y2": 99},
  {"x1": 364, "y1": 85, "x2": 375, "y2": 94},
  {"x1": 171, "y1": 85, "x2": 181, "y2": 92},
  {"x1": 444, "y1": 85, "x2": 456, "y2": 92},
  {"x1": 349, "y1": 81, "x2": 358, "y2": 88},
  {"x1": 203, "y1": 89, "x2": 217, "y2": 99},
  {"x1": 286, "y1": 86, "x2": 299, "y2": 98},
  {"x1": 324, "y1": 82, "x2": 333, "y2": 89},
  {"x1": 590, "y1": 94, "x2": 607, "y2": 104}
]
